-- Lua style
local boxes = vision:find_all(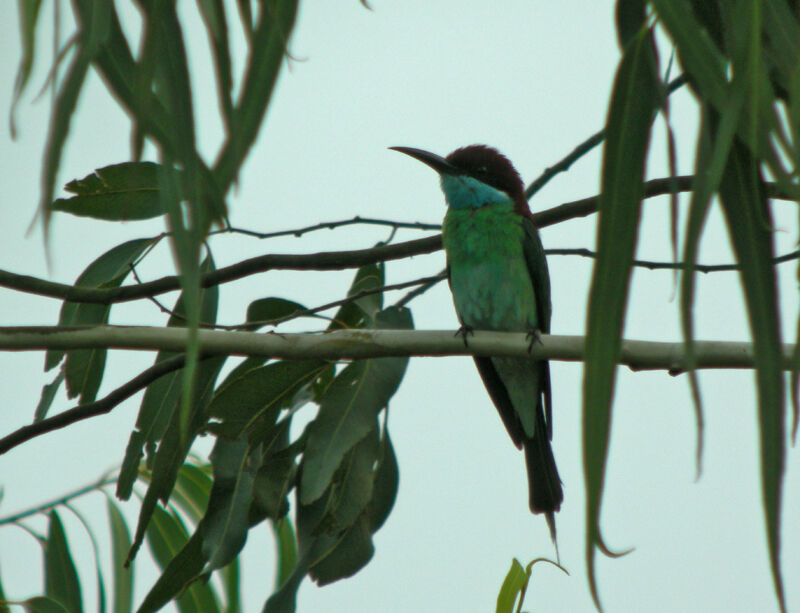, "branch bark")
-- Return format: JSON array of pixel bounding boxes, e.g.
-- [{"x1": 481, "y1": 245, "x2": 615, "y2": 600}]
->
[{"x1": 0, "y1": 325, "x2": 792, "y2": 371}]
